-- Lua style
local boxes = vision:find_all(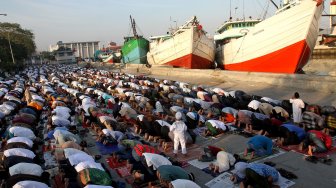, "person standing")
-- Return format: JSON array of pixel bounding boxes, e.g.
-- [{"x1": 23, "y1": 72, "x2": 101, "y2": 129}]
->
[
  {"x1": 289, "y1": 92, "x2": 305, "y2": 124},
  {"x1": 170, "y1": 112, "x2": 188, "y2": 157}
]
